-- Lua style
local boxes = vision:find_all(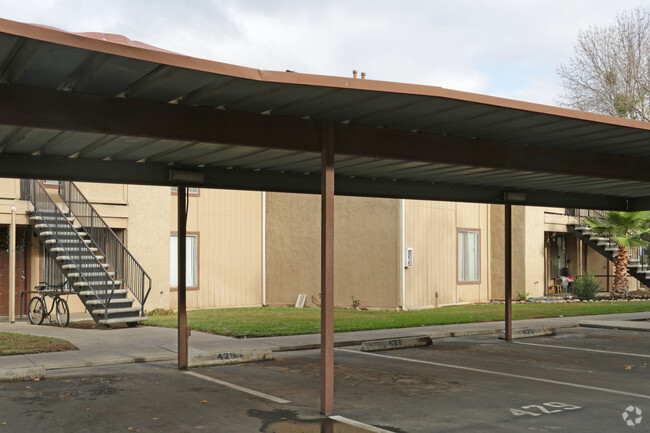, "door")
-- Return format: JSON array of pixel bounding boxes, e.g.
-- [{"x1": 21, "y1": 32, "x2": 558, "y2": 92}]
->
[{"x1": 0, "y1": 227, "x2": 30, "y2": 316}]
